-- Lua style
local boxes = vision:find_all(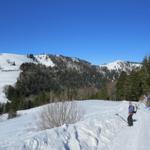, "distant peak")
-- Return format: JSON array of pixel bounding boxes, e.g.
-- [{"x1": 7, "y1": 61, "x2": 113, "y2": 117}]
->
[{"x1": 100, "y1": 60, "x2": 141, "y2": 71}]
